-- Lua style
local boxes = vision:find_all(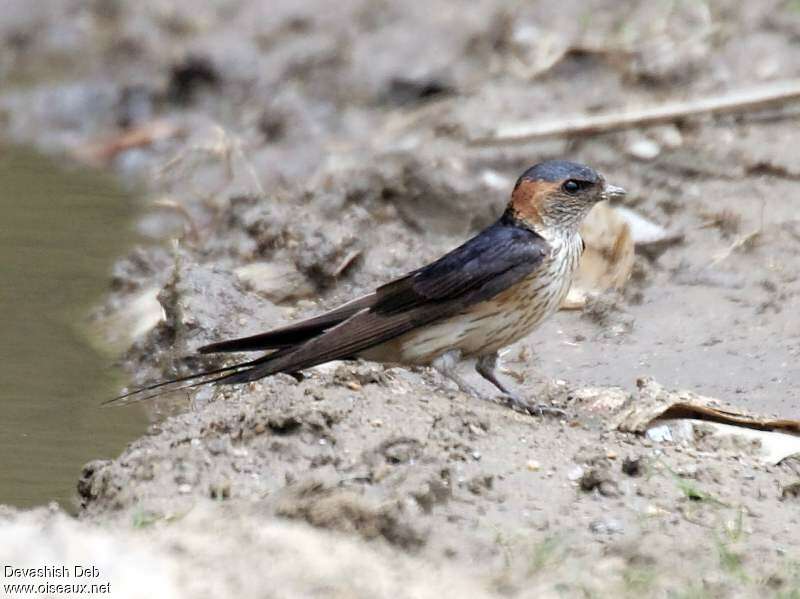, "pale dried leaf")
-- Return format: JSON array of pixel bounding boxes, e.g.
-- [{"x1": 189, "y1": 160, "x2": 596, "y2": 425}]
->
[{"x1": 562, "y1": 203, "x2": 634, "y2": 309}]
